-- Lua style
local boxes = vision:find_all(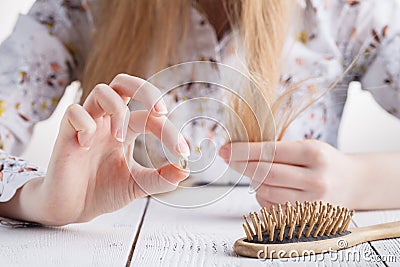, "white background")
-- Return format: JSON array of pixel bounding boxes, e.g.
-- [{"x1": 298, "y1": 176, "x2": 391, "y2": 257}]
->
[{"x1": 1, "y1": 0, "x2": 400, "y2": 168}]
